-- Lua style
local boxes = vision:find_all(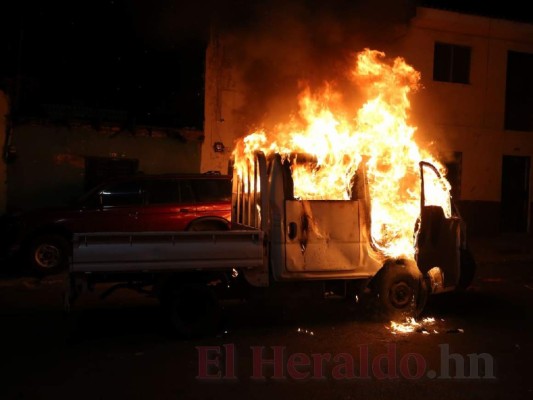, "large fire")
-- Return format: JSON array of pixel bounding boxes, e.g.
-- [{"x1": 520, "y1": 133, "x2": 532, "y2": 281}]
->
[{"x1": 232, "y1": 49, "x2": 451, "y2": 258}]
